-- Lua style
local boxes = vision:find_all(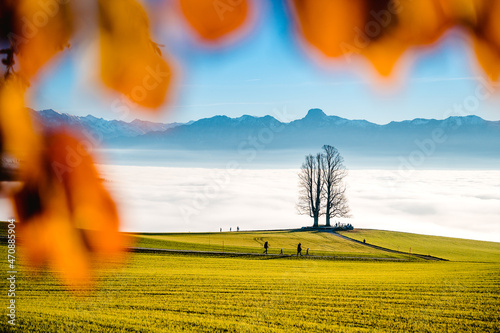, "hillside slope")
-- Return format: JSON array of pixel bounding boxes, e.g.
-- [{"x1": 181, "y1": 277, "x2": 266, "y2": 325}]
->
[
  {"x1": 339, "y1": 229, "x2": 500, "y2": 262},
  {"x1": 131, "y1": 229, "x2": 500, "y2": 262},
  {"x1": 132, "y1": 230, "x2": 409, "y2": 259}
]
